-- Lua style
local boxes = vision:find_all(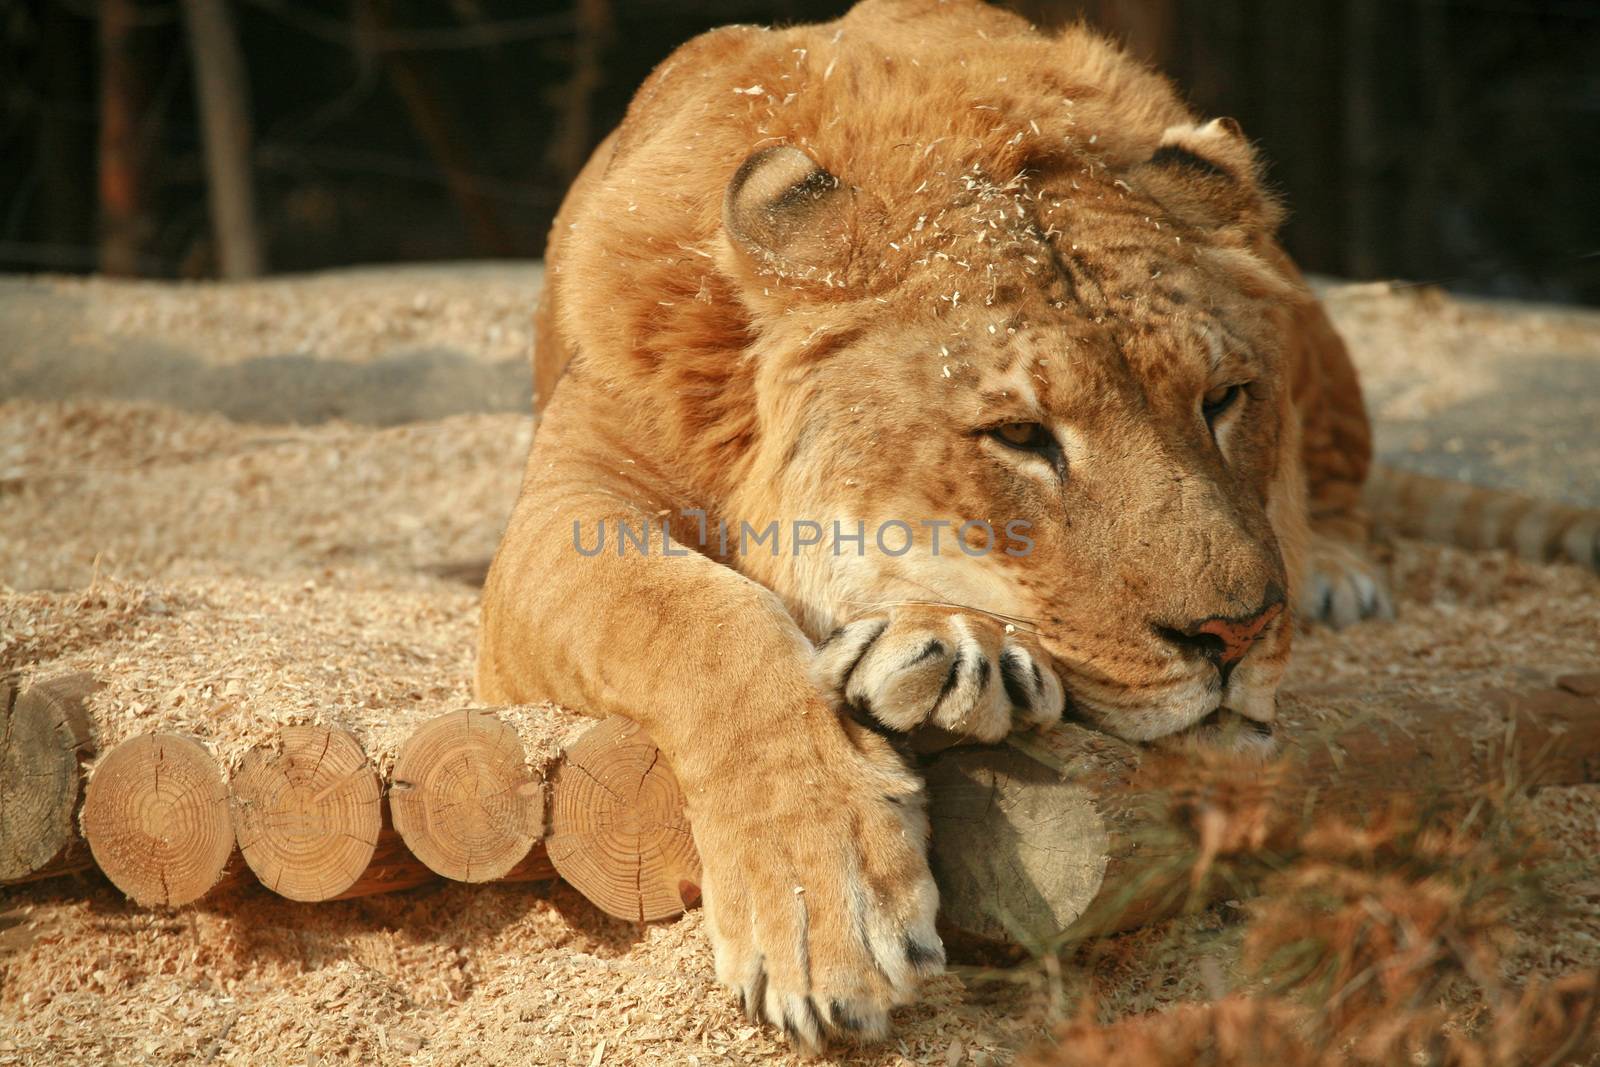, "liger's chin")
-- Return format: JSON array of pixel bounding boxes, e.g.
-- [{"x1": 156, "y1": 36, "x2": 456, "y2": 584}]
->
[
  {"x1": 1059, "y1": 656, "x2": 1287, "y2": 750},
  {"x1": 1063, "y1": 673, "x2": 1225, "y2": 743},
  {"x1": 1149, "y1": 706, "x2": 1283, "y2": 758}
]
